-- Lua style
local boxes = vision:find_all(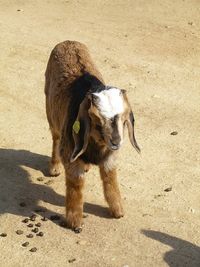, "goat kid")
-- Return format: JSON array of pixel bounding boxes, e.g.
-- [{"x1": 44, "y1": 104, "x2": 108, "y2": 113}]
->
[{"x1": 45, "y1": 41, "x2": 140, "y2": 232}]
